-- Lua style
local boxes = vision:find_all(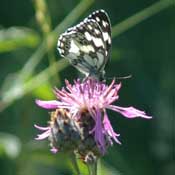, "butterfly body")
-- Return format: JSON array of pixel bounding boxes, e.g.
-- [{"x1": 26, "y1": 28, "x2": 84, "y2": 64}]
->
[{"x1": 57, "y1": 9, "x2": 111, "y2": 79}]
